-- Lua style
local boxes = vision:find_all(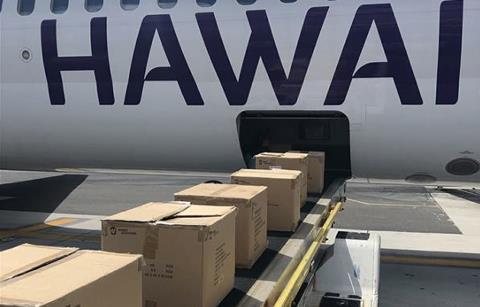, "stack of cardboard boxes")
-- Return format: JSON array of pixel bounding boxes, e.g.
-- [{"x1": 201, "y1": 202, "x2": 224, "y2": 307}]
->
[{"x1": 1, "y1": 151, "x2": 325, "y2": 307}]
